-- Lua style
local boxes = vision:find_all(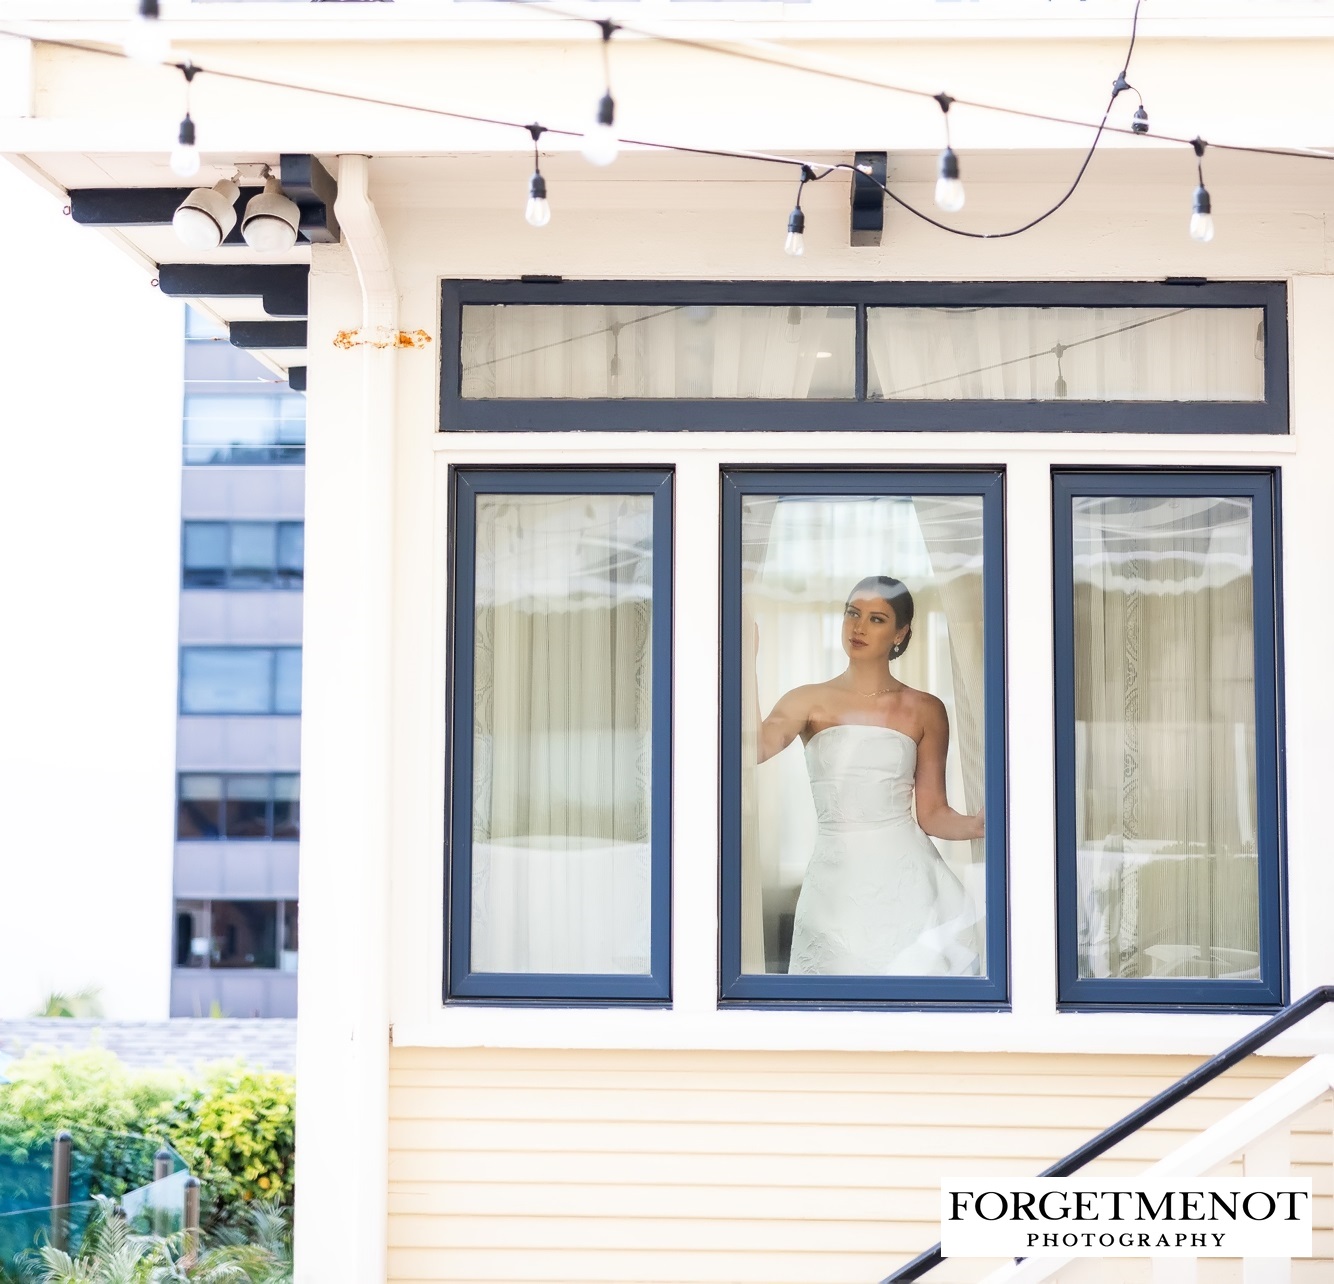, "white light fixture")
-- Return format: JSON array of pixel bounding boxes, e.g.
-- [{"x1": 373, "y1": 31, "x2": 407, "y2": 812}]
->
[
  {"x1": 581, "y1": 20, "x2": 620, "y2": 167},
  {"x1": 524, "y1": 124, "x2": 551, "y2": 227},
  {"x1": 784, "y1": 165, "x2": 813, "y2": 257},
  {"x1": 125, "y1": 0, "x2": 170, "y2": 65},
  {"x1": 1188, "y1": 137, "x2": 1215, "y2": 244},
  {"x1": 934, "y1": 147, "x2": 965, "y2": 213},
  {"x1": 169, "y1": 113, "x2": 200, "y2": 179},
  {"x1": 241, "y1": 174, "x2": 301, "y2": 252},
  {"x1": 173, "y1": 177, "x2": 240, "y2": 250}
]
